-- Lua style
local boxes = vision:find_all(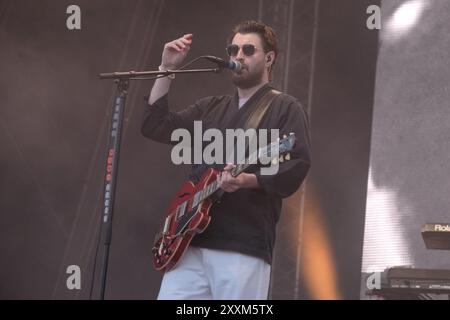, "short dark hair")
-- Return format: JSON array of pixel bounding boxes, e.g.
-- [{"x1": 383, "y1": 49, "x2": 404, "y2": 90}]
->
[{"x1": 227, "y1": 20, "x2": 278, "y2": 80}]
